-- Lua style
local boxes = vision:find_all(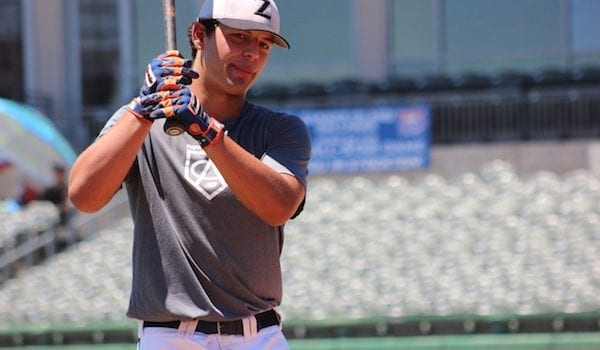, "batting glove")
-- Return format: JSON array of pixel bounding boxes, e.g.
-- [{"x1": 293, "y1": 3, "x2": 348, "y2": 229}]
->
[
  {"x1": 144, "y1": 88, "x2": 224, "y2": 148},
  {"x1": 141, "y1": 50, "x2": 198, "y2": 94},
  {"x1": 127, "y1": 50, "x2": 199, "y2": 122}
]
